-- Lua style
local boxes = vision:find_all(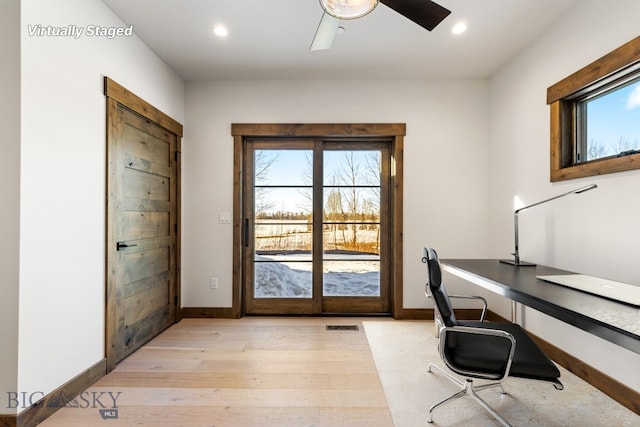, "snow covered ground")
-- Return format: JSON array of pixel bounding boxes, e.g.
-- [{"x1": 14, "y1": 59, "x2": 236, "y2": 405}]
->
[{"x1": 254, "y1": 254, "x2": 380, "y2": 297}]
